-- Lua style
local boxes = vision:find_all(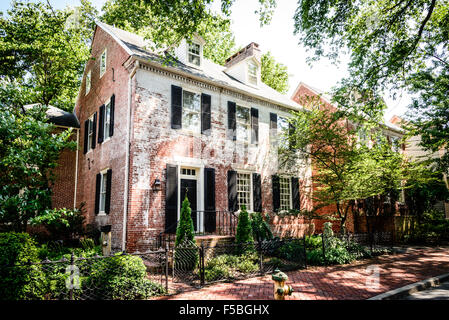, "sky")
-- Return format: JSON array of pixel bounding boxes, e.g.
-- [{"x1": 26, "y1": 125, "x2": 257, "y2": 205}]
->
[{"x1": 1, "y1": 0, "x2": 411, "y2": 122}]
